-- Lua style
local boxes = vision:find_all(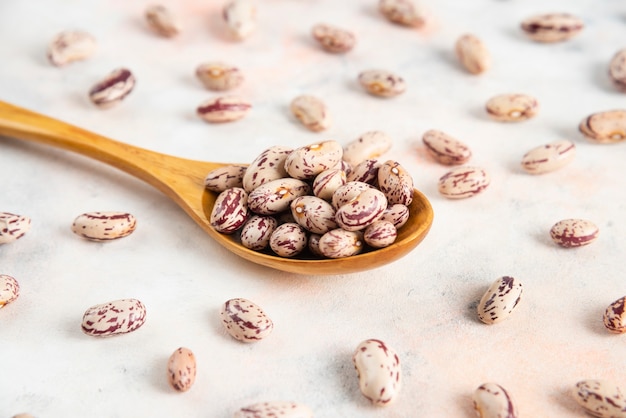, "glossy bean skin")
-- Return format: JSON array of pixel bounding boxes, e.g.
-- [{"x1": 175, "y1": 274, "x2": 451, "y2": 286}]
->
[
  {"x1": 220, "y1": 298, "x2": 273, "y2": 342},
  {"x1": 358, "y1": 70, "x2": 406, "y2": 97},
  {"x1": 318, "y1": 228, "x2": 363, "y2": 258},
  {"x1": 422, "y1": 129, "x2": 472, "y2": 165},
  {"x1": 0, "y1": 274, "x2": 20, "y2": 308},
  {"x1": 550, "y1": 219, "x2": 599, "y2": 248},
  {"x1": 604, "y1": 296, "x2": 626, "y2": 334},
  {"x1": 342, "y1": 131, "x2": 393, "y2": 166},
  {"x1": 284, "y1": 140, "x2": 343, "y2": 180},
  {"x1": 579, "y1": 110, "x2": 626, "y2": 144},
  {"x1": 331, "y1": 181, "x2": 373, "y2": 210},
  {"x1": 352, "y1": 338, "x2": 402, "y2": 406},
  {"x1": 242, "y1": 146, "x2": 292, "y2": 192},
  {"x1": 380, "y1": 204, "x2": 410, "y2": 229},
  {"x1": 573, "y1": 380, "x2": 626, "y2": 418},
  {"x1": 269, "y1": 222, "x2": 308, "y2": 257},
  {"x1": 473, "y1": 382, "x2": 519, "y2": 418},
  {"x1": 485, "y1": 94, "x2": 539, "y2": 122},
  {"x1": 335, "y1": 188, "x2": 387, "y2": 231},
  {"x1": 438, "y1": 166, "x2": 490, "y2": 199},
  {"x1": 0, "y1": 212, "x2": 31, "y2": 244},
  {"x1": 290, "y1": 95, "x2": 331, "y2": 132},
  {"x1": 167, "y1": 347, "x2": 196, "y2": 392},
  {"x1": 312, "y1": 169, "x2": 346, "y2": 201},
  {"x1": 81, "y1": 298, "x2": 147, "y2": 337},
  {"x1": 89, "y1": 68, "x2": 135, "y2": 109},
  {"x1": 377, "y1": 160, "x2": 414, "y2": 205},
  {"x1": 197, "y1": 96, "x2": 251, "y2": 123},
  {"x1": 477, "y1": 276, "x2": 523, "y2": 325},
  {"x1": 71, "y1": 211, "x2": 137, "y2": 241},
  {"x1": 204, "y1": 165, "x2": 247, "y2": 192},
  {"x1": 290, "y1": 195, "x2": 337, "y2": 234},
  {"x1": 520, "y1": 140, "x2": 576, "y2": 174},
  {"x1": 247, "y1": 178, "x2": 311, "y2": 215},
  {"x1": 210, "y1": 188, "x2": 249, "y2": 234},
  {"x1": 363, "y1": 220, "x2": 397, "y2": 248},
  {"x1": 240, "y1": 215, "x2": 278, "y2": 251},
  {"x1": 347, "y1": 159, "x2": 380, "y2": 185}
]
